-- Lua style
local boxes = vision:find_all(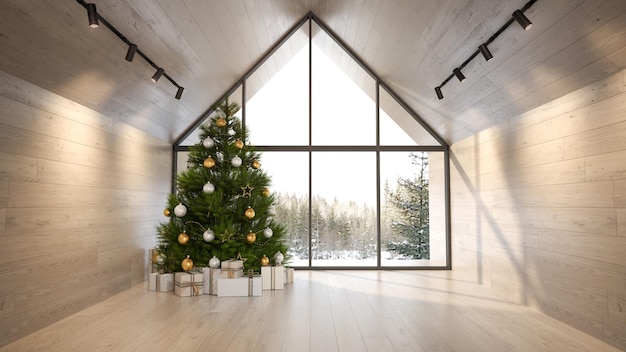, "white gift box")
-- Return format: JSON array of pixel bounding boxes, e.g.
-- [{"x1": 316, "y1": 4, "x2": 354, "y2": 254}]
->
[
  {"x1": 220, "y1": 259, "x2": 244, "y2": 278},
  {"x1": 217, "y1": 276, "x2": 262, "y2": 297},
  {"x1": 174, "y1": 272, "x2": 204, "y2": 297},
  {"x1": 198, "y1": 267, "x2": 221, "y2": 295},
  {"x1": 285, "y1": 267, "x2": 294, "y2": 284},
  {"x1": 261, "y1": 266, "x2": 285, "y2": 290},
  {"x1": 148, "y1": 273, "x2": 174, "y2": 292}
]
